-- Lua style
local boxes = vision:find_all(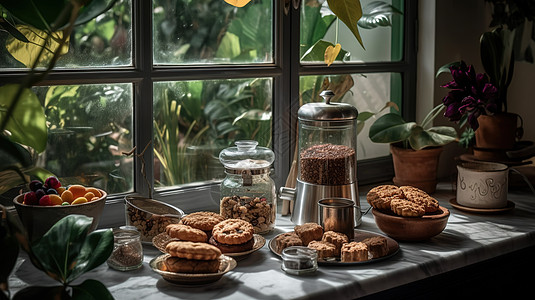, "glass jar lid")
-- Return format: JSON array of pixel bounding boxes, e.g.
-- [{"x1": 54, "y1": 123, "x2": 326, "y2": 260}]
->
[
  {"x1": 298, "y1": 90, "x2": 358, "y2": 122},
  {"x1": 219, "y1": 140, "x2": 275, "y2": 170}
]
